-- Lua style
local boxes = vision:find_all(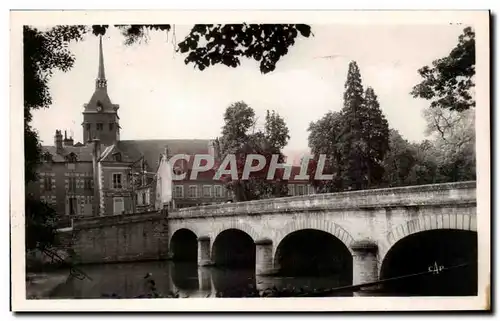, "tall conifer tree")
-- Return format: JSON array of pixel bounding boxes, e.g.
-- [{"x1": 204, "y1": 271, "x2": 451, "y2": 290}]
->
[
  {"x1": 362, "y1": 87, "x2": 390, "y2": 187},
  {"x1": 339, "y1": 61, "x2": 367, "y2": 190}
]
